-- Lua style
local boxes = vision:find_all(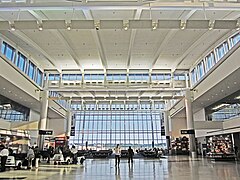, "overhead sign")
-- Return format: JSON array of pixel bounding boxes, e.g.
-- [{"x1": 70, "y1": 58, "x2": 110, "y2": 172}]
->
[
  {"x1": 181, "y1": 129, "x2": 195, "y2": 135},
  {"x1": 39, "y1": 130, "x2": 53, "y2": 135},
  {"x1": 70, "y1": 126, "x2": 75, "y2": 136}
]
